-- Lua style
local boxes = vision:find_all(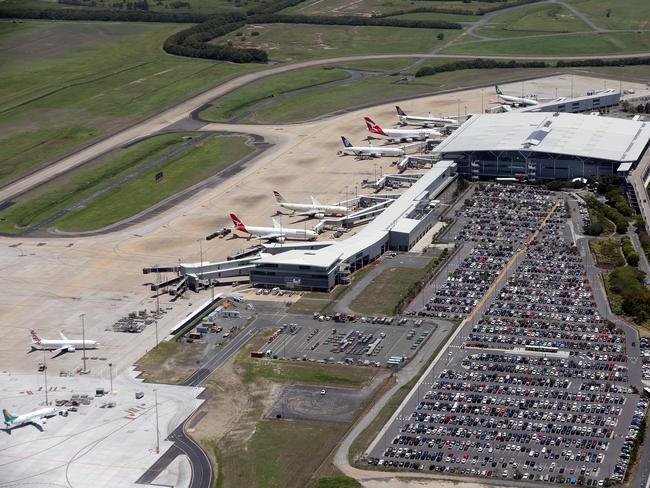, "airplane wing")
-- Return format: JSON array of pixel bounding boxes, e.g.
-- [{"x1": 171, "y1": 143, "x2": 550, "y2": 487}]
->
[
  {"x1": 263, "y1": 233, "x2": 285, "y2": 241},
  {"x1": 52, "y1": 345, "x2": 71, "y2": 354},
  {"x1": 32, "y1": 418, "x2": 45, "y2": 430},
  {"x1": 59, "y1": 331, "x2": 69, "y2": 342}
]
